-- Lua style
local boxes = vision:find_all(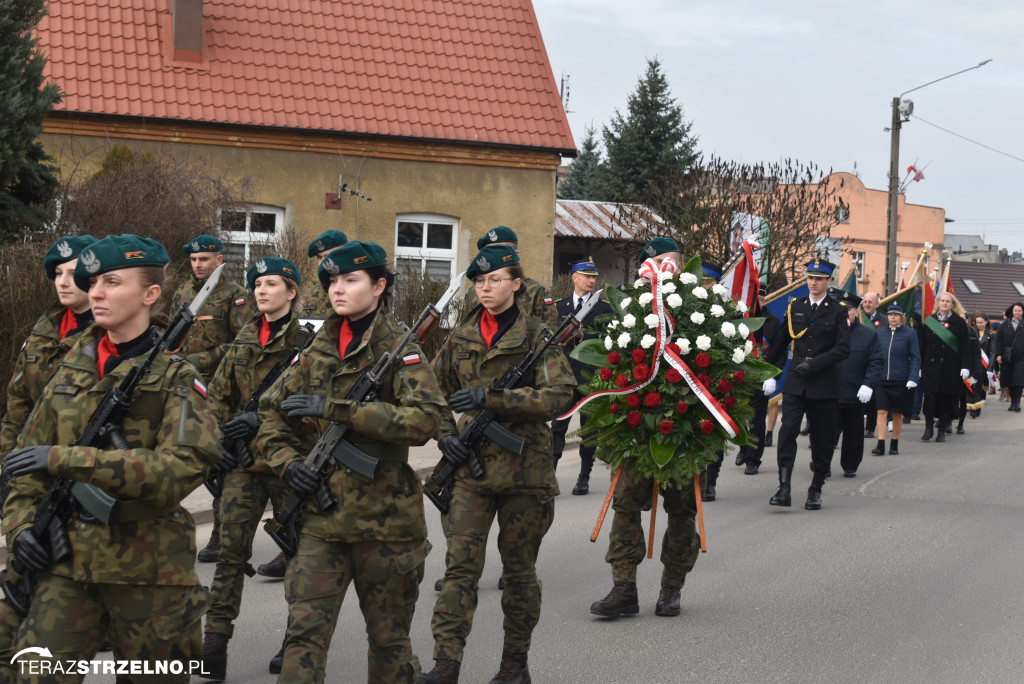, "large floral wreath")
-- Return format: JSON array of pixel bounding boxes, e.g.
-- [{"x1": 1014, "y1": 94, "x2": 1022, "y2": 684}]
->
[{"x1": 568, "y1": 255, "x2": 779, "y2": 488}]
